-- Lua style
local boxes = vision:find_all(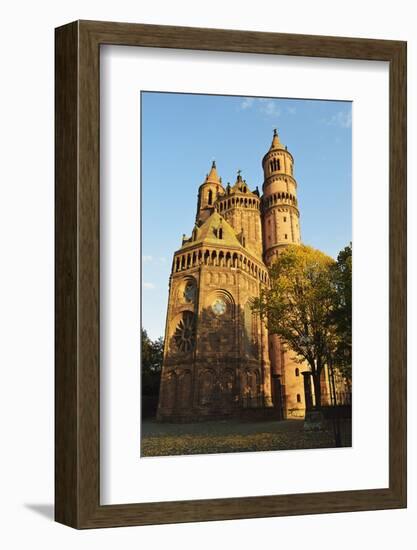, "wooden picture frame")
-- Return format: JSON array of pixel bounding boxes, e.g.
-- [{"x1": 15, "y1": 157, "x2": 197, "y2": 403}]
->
[{"x1": 55, "y1": 20, "x2": 407, "y2": 529}]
